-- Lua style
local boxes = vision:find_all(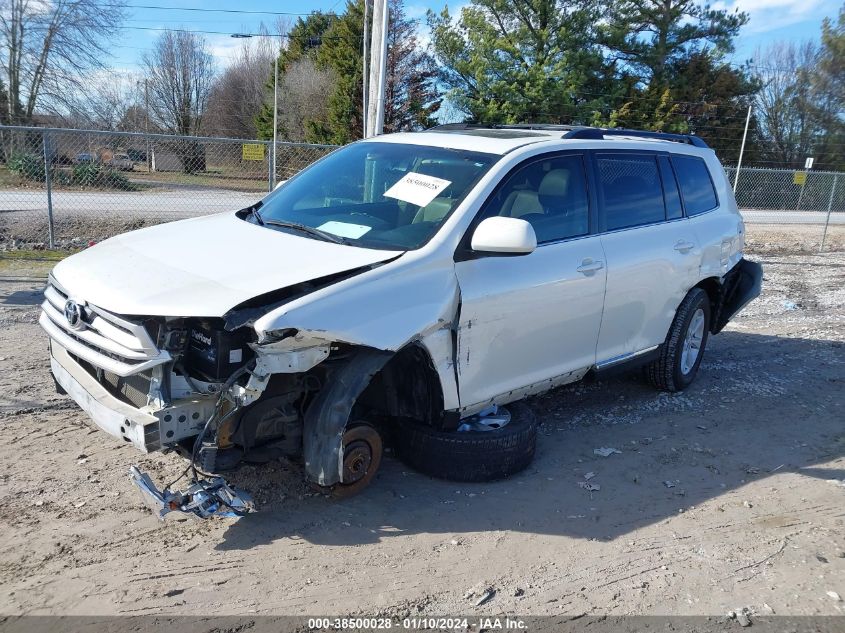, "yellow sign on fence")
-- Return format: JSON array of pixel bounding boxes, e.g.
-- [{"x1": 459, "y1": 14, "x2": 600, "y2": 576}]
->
[
  {"x1": 242, "y1": 143, "x2": 265, "y2": 161},
  {"x1": 793, "y1": 171, "x2": 807, "y2": 186}
]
